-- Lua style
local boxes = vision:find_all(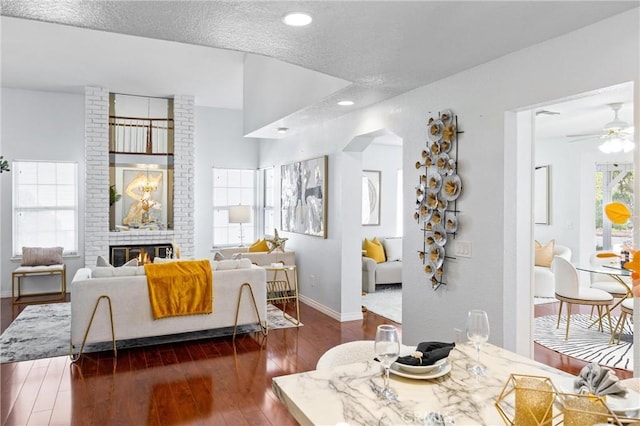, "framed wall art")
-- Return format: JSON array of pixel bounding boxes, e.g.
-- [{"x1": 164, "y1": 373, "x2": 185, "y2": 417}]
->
[
  {"x1": 281, "y1": 155, "x2": 328, "y2": 238},
  {"x1": 362, "y1": 170, "x2": 381, "y2": 226},
  {"x1": 534, "y1": 165, "x2": 549, "y2": 225}
]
